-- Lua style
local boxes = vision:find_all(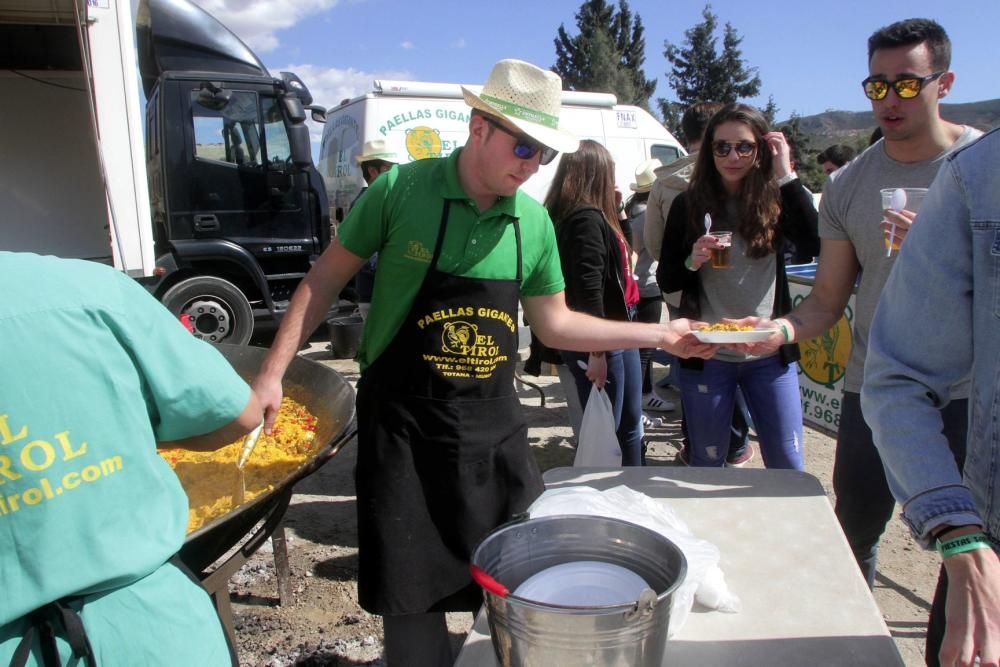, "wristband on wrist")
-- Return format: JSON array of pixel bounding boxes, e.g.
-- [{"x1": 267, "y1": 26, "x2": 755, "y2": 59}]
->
[
  {"x1": 931, "y1": 524, "x2": 968, "y2": 542},
  {"x1": 937, "y1": 532, "x2": 992, "y2": 558},
  {"x1": 776, "y1": 319, "x2": 791, "y2": 344},
  {"x1": 684, "y1": 255, "x2": 696, "y2": 271}
]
